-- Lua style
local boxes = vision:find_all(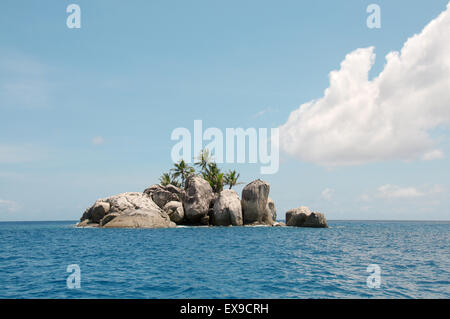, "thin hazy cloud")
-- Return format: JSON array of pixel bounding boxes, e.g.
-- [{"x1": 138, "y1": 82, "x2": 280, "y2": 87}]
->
[{"x1": 91, "y1": 136, "x2": 105, "y2": 146}]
